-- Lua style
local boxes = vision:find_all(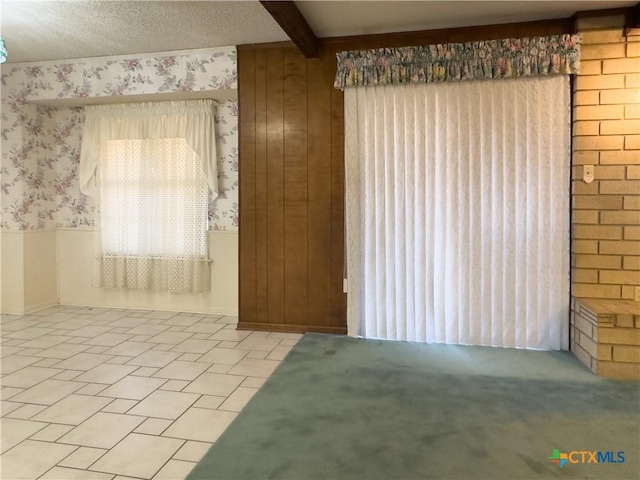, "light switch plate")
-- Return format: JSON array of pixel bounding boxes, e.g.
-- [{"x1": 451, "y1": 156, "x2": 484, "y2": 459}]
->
[{"x1": 583, "y1": 165, "x2": 594, "y2": 184}]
